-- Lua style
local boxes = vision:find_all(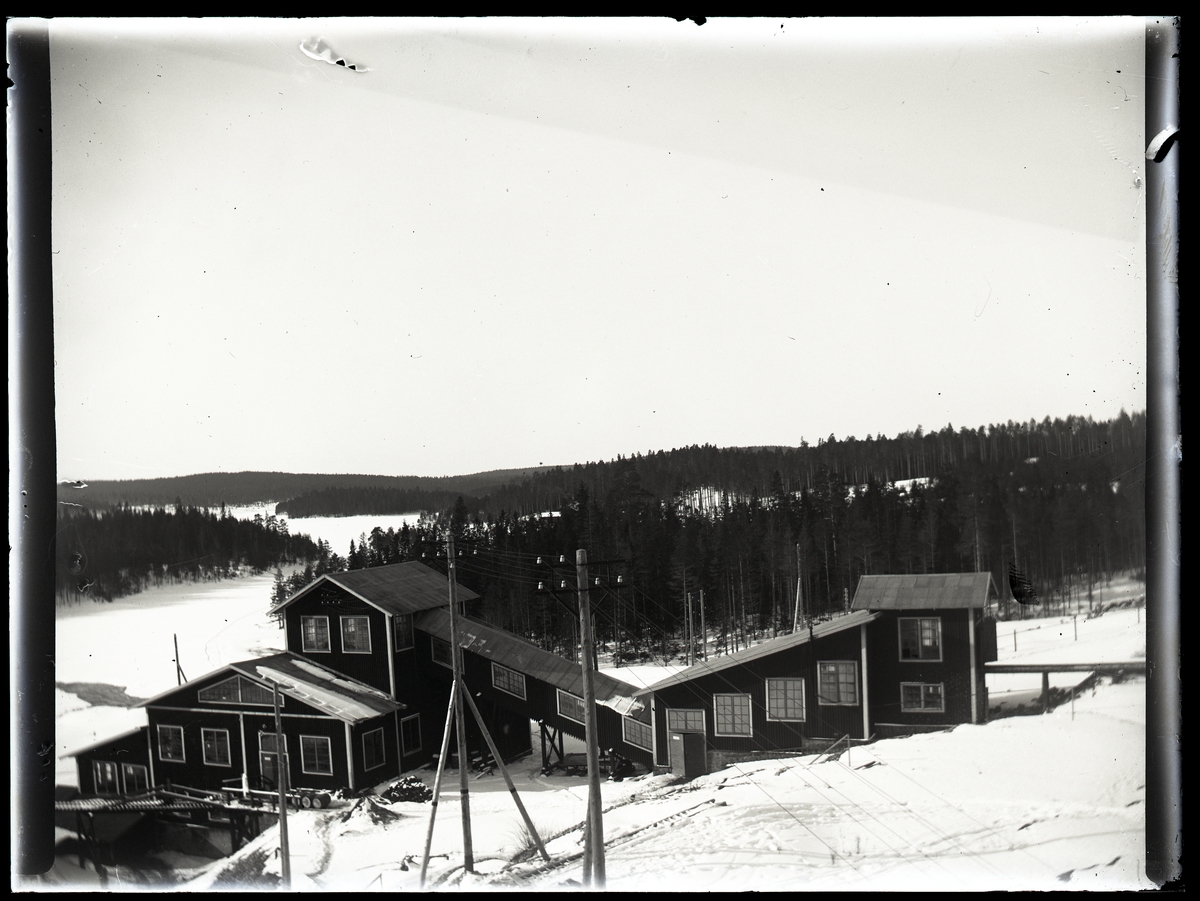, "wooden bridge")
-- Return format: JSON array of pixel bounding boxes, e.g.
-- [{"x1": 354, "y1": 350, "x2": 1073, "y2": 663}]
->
[{"x1": 985, "y1": 660, "x2": 1146, "y2": 710}]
